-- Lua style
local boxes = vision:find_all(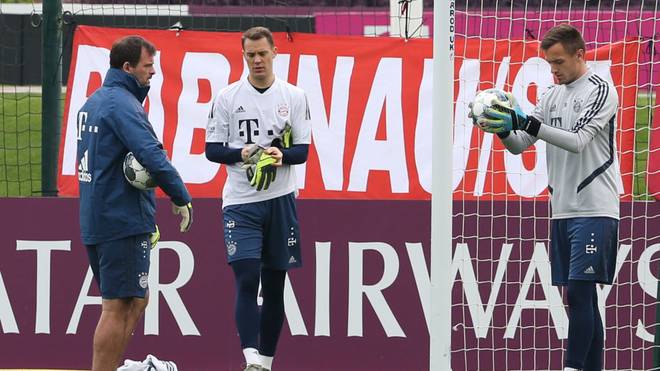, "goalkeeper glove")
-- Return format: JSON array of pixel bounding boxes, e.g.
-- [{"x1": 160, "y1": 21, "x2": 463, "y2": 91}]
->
[
  {"x1": 281, "y1": 122, "x2": 292, "y2": 148},
  {"x1": 271, "y1": 122, "x2": 292, "y2": 149},
  {"x1": 245, "y1": 152, "x2": 277, "y2": 191},
  {"x1": 467, "y1": 101, "x2": 480, "y2": 127},
  {"x1": 149, "y1": 225, "x2": 160, "y2": 249},
  {"x1": 242, "y1": 145, "x2": 263, "y2": 165},
  {"x1": 481, "y1": 92, "x2": 529, "y2": 133},
  {"x1": 172, "y1": 202, "x2": 193, "y2": 232}
]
